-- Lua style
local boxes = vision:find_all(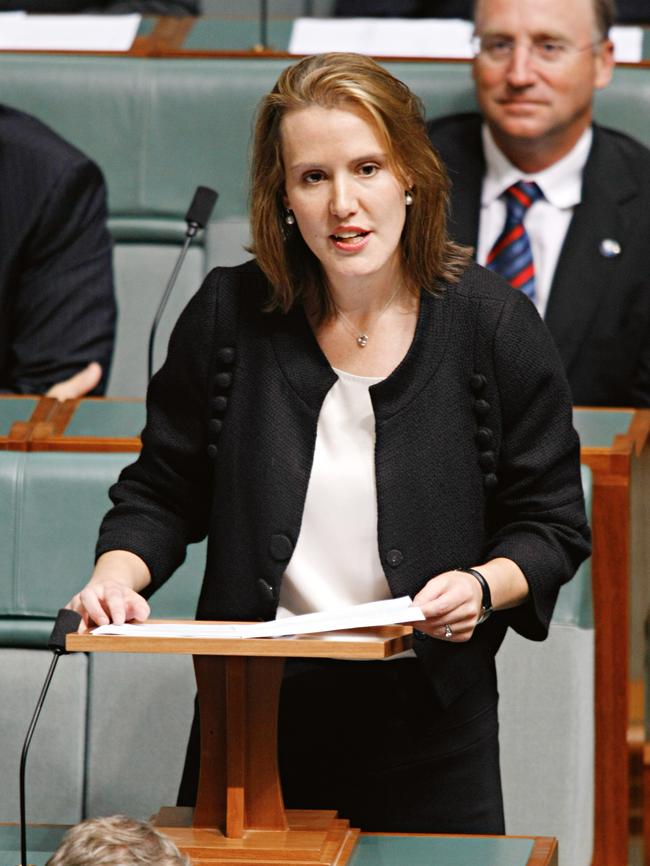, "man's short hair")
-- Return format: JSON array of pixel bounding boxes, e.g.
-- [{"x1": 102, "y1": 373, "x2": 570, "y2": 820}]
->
[
  {"x1": 473, "y1": 0, "x2": 617, "y2": 40},
  {"x1": 45, "y1": 815, "x2": 189, "y2": 866}
]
